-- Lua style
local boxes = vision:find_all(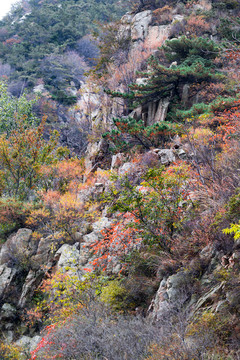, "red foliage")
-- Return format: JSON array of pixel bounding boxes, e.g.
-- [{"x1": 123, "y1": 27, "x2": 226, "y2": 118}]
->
[
  {"x1": 3, "y1": 37, "x2": 21, "y2": 46},
  {"x1": 88, "y1": 212, "x2": 143, "y2": 272},
  {"x1": 29, "y1": 324, "x2": 58, "y2": 360}
]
